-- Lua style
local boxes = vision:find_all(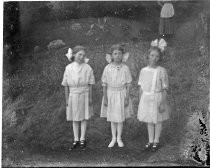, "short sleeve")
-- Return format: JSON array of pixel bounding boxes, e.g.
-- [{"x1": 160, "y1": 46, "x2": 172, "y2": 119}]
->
[
  {"x1": 161, "y1": 68, "x2": 169, "y2": 89},
  {"x1": 138, "y1": 69, "x2": 143, "y2": 86},
  {"x1": 89, "y1": 68, "x2": 95, "y2": 85},
  {"x1": 61, "y1": 68, "x2": 68, "y2": 86},
  {"x1": 125, "y1": 66, "x2": 132, "y2": 84},
  {"x1": 101, "y1": 66, "x2": 108, "y2": 86}
]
